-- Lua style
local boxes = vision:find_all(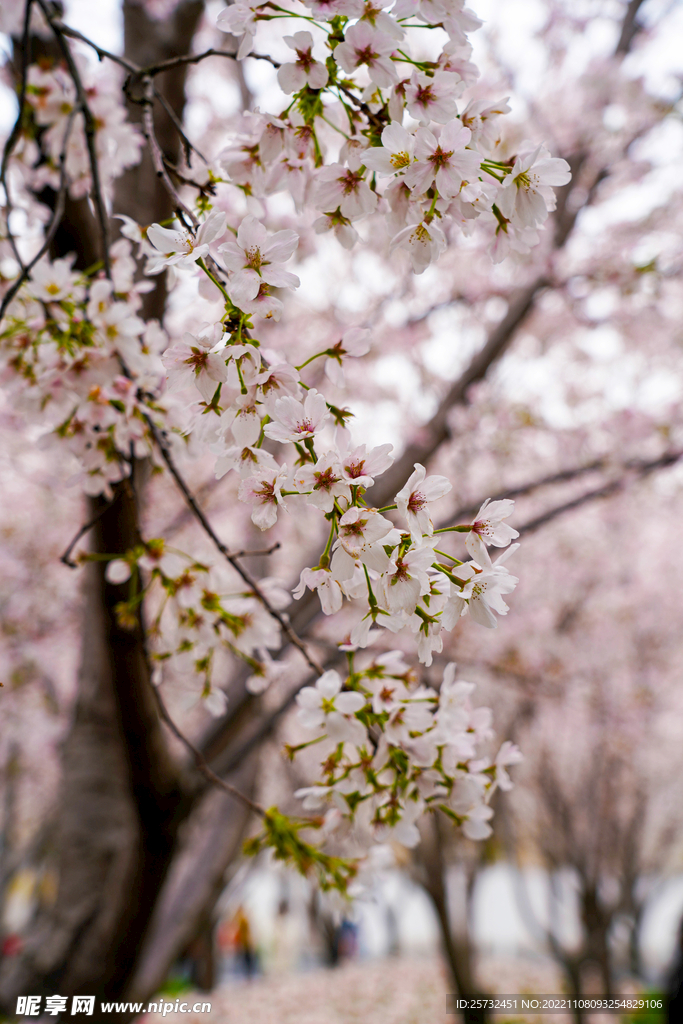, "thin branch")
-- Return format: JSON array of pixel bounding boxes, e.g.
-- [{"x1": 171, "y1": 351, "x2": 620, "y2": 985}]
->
[
  {"x1": 140, "y1": 75, "x2": 198, "y2": 228},
  {"x1": 227, "y1": 542, "x2": 281, "y2": 559},
  {"x1": 60, "y1": 487, "x2": 122, "y2": 567},
  {"x1": 138, "y1": 47, "x2": 278, "y2": 77},
  {"x1": 150, "y1": 680, "x2": 265, "y2": 817},
  {"x1": 48, "y1": 19, "x2": 209, "y2": 168},
  {"x1": 154, "y1": 88, "x2": 208, "y2": 166},
  {"x1": 438, "y1": 458, "x2": 608, "y2": 529},
  {"x1": 515, "y1": 450, "x2": 683, "y2": 538},
  {"x1": 35, "y1": 0, "x2": 112, "y2": 277},
  {"x1": 0, "y1": 103, "x2": 77, "y2": 321},
  {"x1": 149, "y1": 420, "x2": 326, "y2": 678},
  {"x1": 0, "y1": 0, "x2": 34, "y2": 274},
  {"x1": 336, "y1": 82, "x2": 385, "y2": 131},
  {"x1": 49, "y1": 17, "x2": 138, "y2": 73},
  {"x1": 615, "y1": 0, "x2": 648, "y2": 55}
]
